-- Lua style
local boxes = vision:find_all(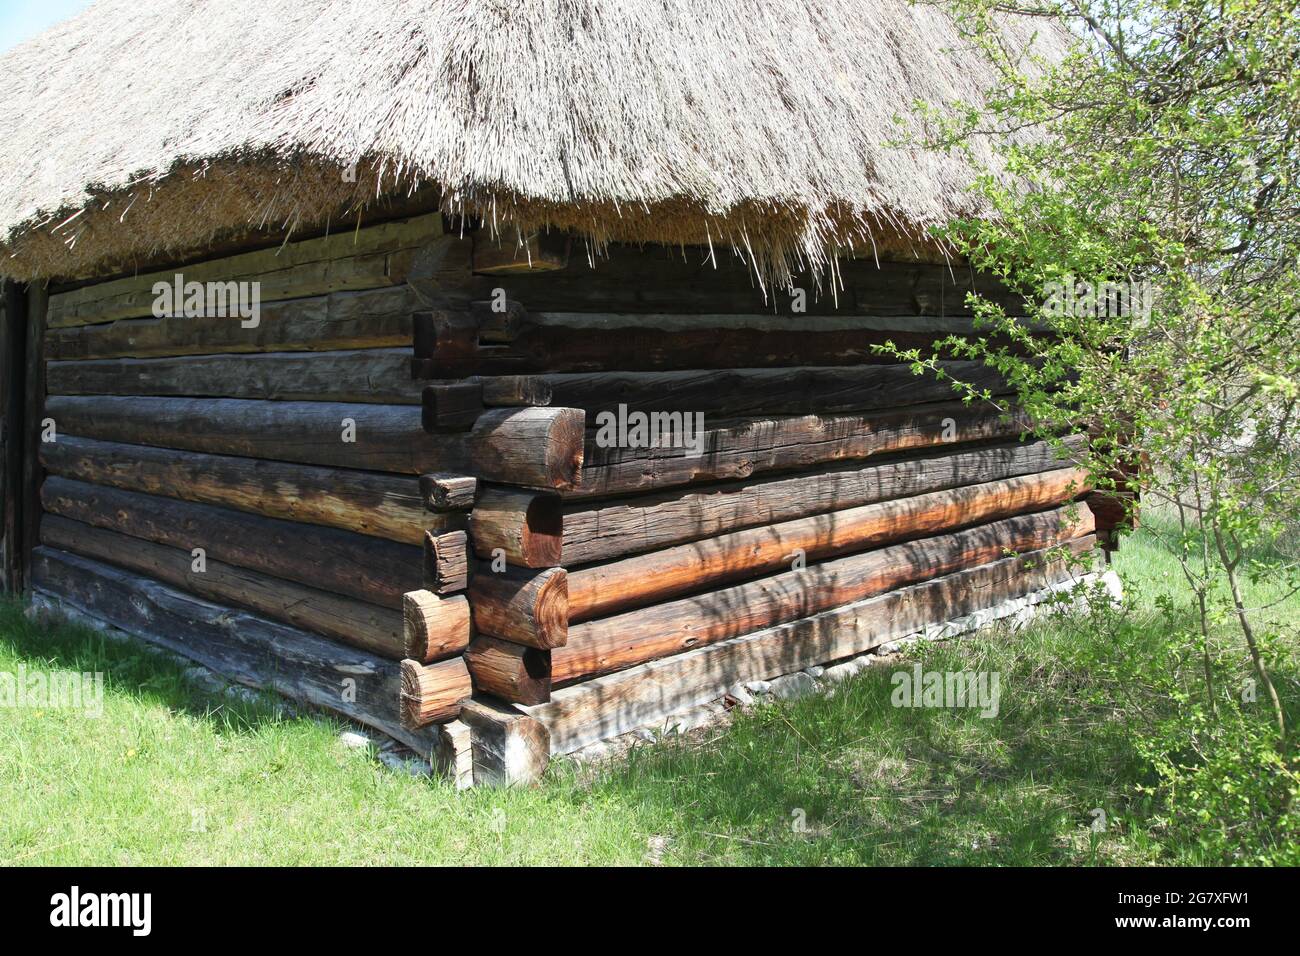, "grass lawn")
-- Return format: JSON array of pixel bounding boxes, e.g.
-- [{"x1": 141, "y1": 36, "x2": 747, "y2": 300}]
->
[{"x1": 2, "y1": 514, "x2": 1296, "y2": 866}]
